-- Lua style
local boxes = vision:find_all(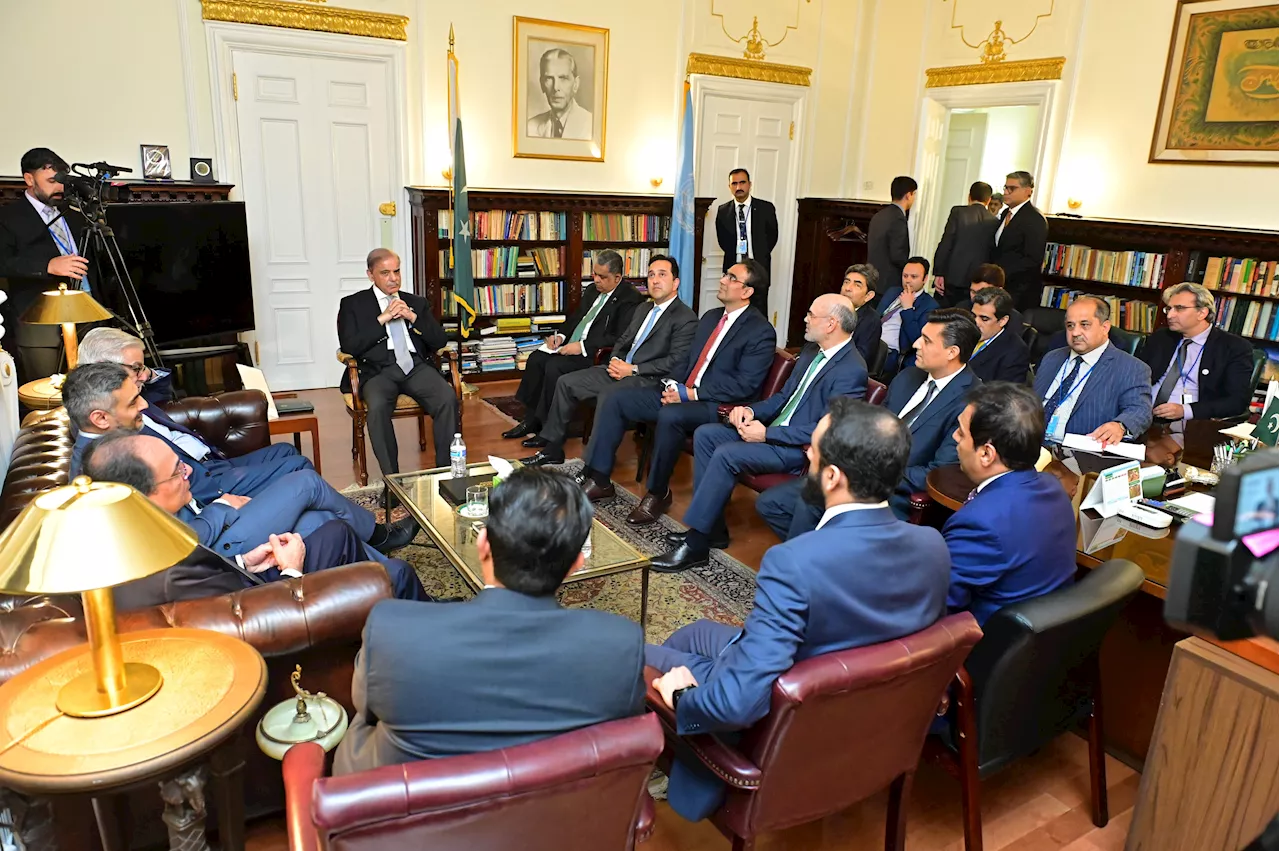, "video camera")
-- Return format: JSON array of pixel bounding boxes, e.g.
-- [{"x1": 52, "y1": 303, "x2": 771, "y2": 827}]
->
[
  {"x1": 51, "y1": 161, "x2": 131, "y2": 222},
  {"x1": 1165, "y1": 448, "x2": 1279, "y2": 641}
]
